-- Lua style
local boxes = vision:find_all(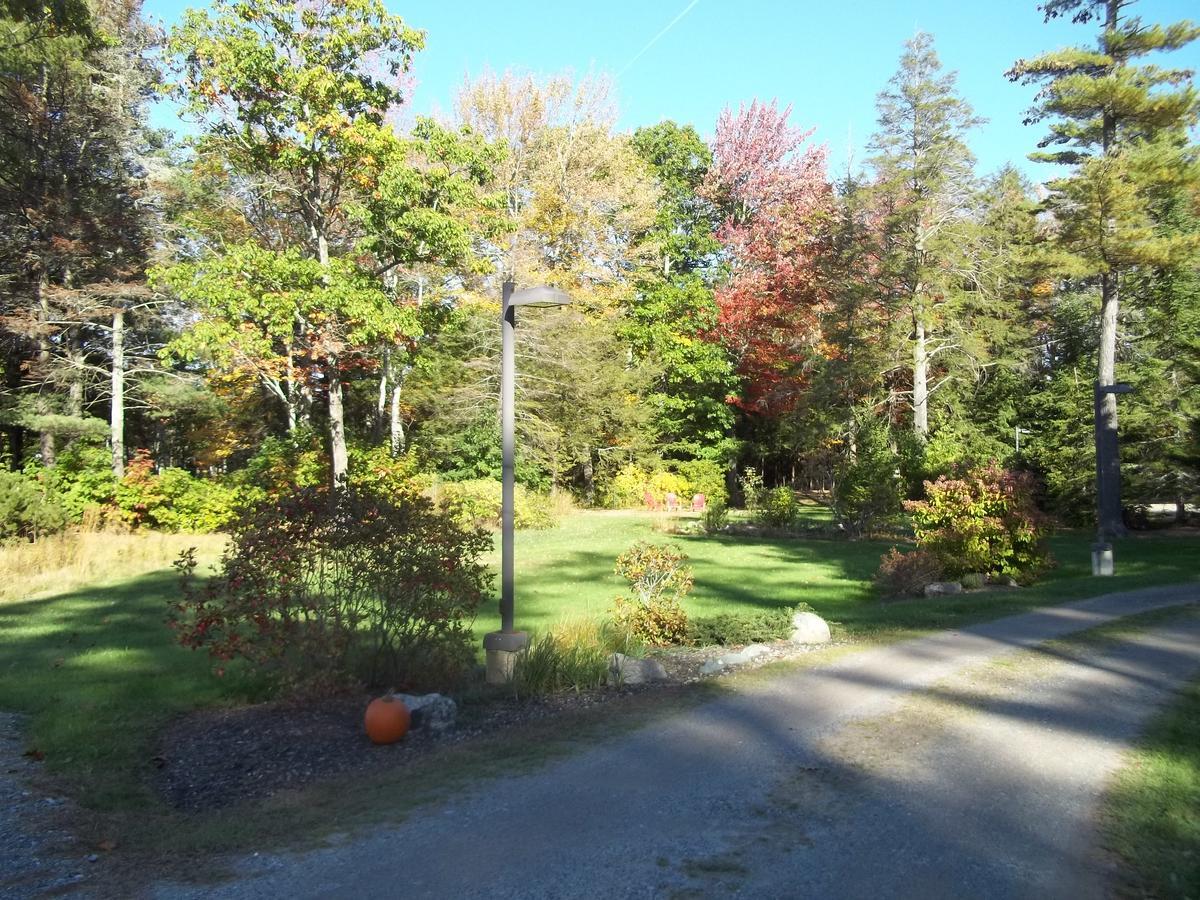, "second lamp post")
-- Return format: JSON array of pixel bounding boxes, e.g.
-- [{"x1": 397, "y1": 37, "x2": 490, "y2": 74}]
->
[{"x1": 482, "y1": 279, "x2": 571, "y2": 684}]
